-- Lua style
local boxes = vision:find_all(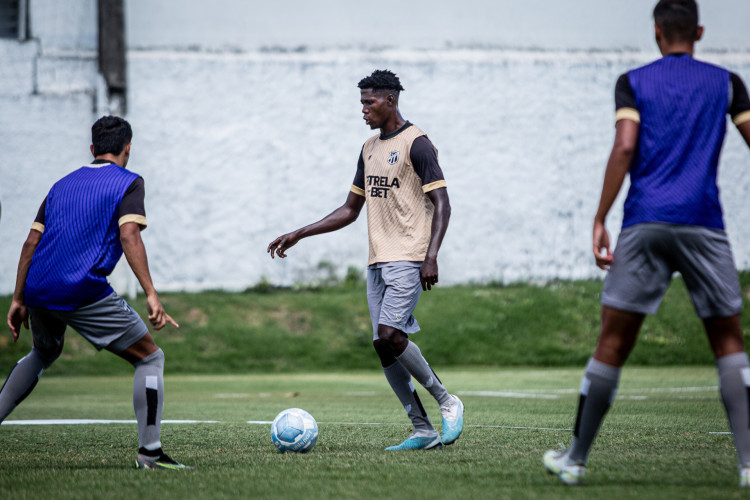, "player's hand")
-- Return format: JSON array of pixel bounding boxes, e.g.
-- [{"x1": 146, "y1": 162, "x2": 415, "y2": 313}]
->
[
  {"x1": 267, "y1": 232, "x2": 299, "y2": 259},
  {"x1": 146, "y1": 293, "x2": 179, "y2": 330},
  {"x1": 420, "y1": 256, "x2": 439, "y2": 291},
  {"x1": 593, "y1": 219, "x2": 613, "y2": 270},
  {"x1": 7, "y1": 299, "x2": 29, "y2": 342}
]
